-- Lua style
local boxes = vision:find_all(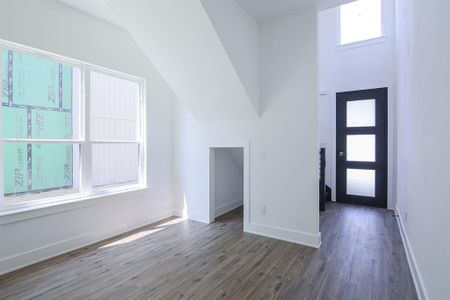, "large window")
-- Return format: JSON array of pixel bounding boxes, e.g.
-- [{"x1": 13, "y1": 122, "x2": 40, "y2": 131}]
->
[
  {"x1": 339, "y1": 0, "x2": 382, "y2": 45},
  {"x1": 0, "y1": 40, "x2": 146, "y2": 211}
]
